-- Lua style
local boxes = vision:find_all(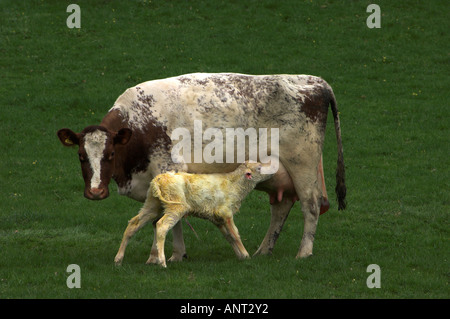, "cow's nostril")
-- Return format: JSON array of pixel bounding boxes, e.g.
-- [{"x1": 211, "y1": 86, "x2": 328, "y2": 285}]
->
[
  {"x1": 85, "y1": 187, "x2": 108, "y2": 200},
  {"x1": 91, "y1": 188, "x2": 104, "y2": 196}
]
